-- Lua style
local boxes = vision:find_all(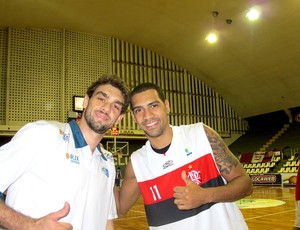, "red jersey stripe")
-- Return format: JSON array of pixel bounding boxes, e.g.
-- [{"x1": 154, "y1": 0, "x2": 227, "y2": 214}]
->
[{"x1": 138, "y1": 153, "x2": 220, "y2": 205}]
